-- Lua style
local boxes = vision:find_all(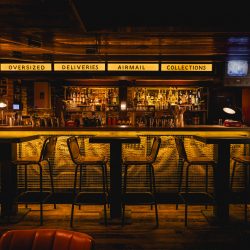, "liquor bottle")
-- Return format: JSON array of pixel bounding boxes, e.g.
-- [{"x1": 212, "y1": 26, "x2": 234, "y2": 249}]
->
[
  {"x1": 108, "y1": 89, "x2": 112, "y2": 105},
  {"x1": 72, "y1": 89, "x2": 76, "y2": 103}
]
